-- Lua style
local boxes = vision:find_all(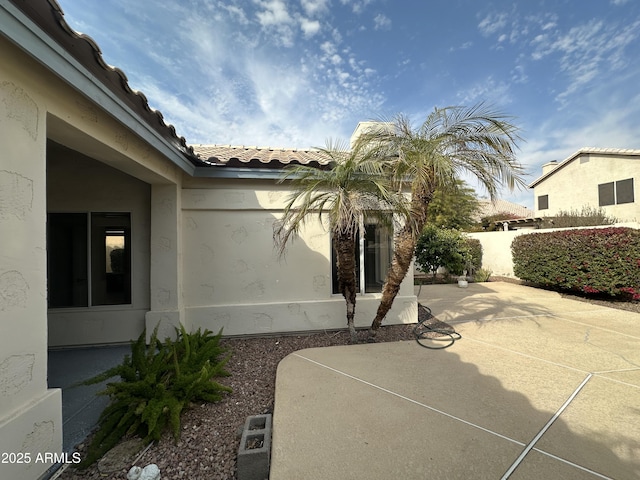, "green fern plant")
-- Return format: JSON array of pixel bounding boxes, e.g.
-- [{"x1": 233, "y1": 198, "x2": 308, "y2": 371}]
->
[{"x1": 78, "y1": 325, "x2": 231, "y2": 468}]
